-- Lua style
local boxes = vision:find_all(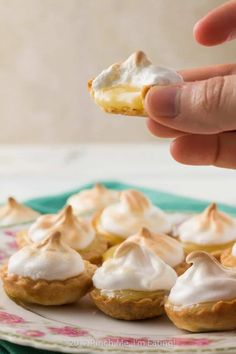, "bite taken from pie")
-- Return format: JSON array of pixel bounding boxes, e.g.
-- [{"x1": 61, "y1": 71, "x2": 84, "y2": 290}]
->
[{"x1": 88, "y1": 51, "x2": 183, "y2": 117}]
